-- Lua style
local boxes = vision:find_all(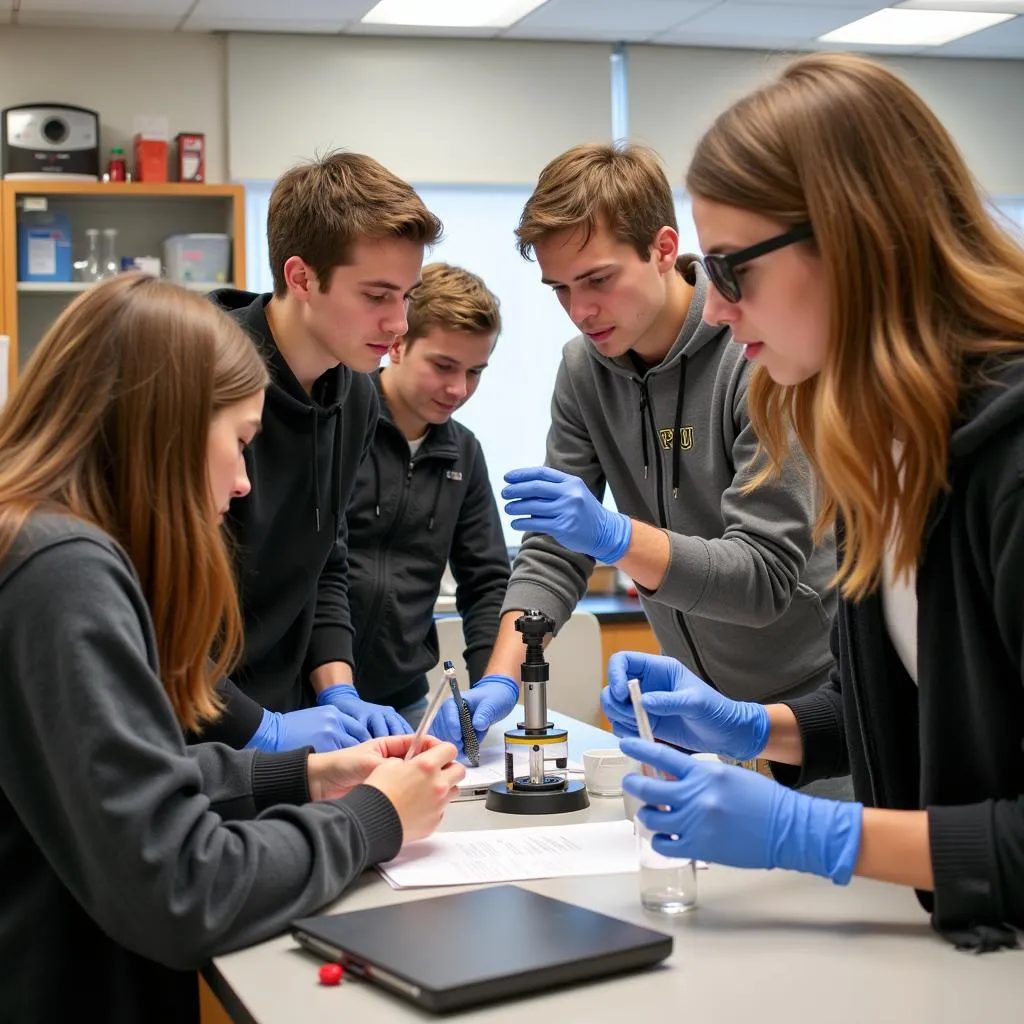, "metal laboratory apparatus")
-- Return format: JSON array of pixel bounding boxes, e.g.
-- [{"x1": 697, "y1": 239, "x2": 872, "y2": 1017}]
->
[{"x1": 485, "y1": 610, "x2": 590, "y2": 814}]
